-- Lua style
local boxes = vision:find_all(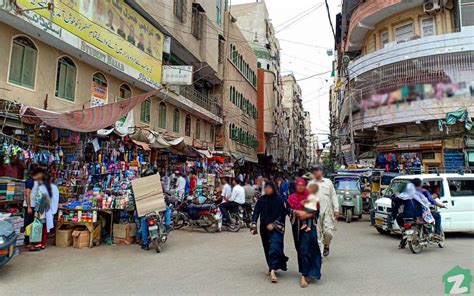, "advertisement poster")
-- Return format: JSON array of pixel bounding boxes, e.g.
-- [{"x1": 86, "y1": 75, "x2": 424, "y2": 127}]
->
[
  {"x1": 90, "y1": 80, "x2": 108, "y2": 107},
  {"x1": 14, "y1": 0, "x2": 164, "y2": 83}
]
